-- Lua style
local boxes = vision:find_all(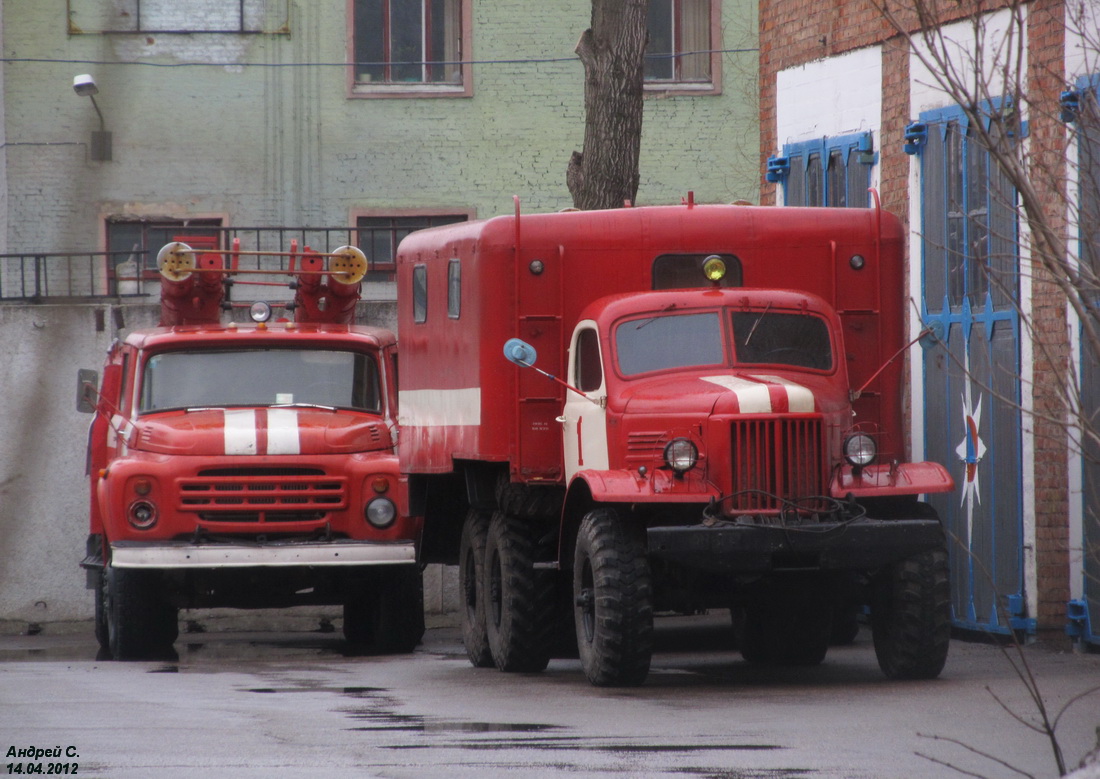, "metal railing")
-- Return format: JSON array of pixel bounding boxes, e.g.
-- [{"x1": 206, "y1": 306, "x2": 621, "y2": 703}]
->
[
  {"x1": 0, "y1": 227, "x2": 398, "y2": 302},
  {"x1": 0, "y1": 251, "x2": 143, "y2": 301}
]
